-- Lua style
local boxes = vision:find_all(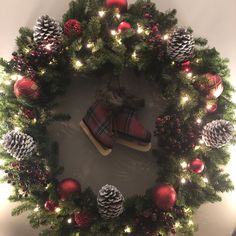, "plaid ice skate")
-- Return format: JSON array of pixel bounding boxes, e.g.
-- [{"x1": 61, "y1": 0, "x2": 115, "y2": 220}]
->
[{"x1": 83, "y1": 102, "x2": 113, "y2": 148}]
